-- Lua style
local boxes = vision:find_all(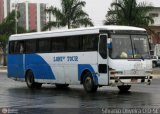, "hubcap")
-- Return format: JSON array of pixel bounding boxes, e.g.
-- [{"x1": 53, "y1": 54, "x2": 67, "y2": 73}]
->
[
  {"x1": 27, "y1": 73, "x2": 33, "y2": 85},
  {"x1": 85, "y1": 77, "x2": 92, "y2": 90}
]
